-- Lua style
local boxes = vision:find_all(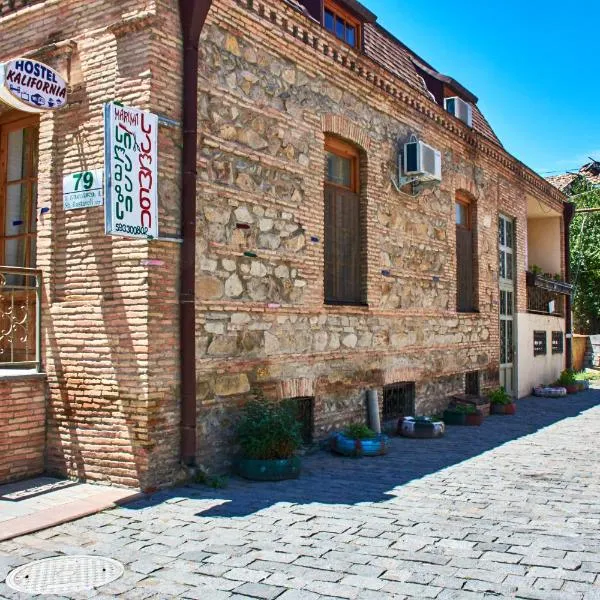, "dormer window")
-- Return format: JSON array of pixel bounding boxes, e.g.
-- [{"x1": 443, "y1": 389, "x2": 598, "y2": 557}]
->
[{"x1": 324, "y1": 1, "x2": 360, "y2": 49}]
